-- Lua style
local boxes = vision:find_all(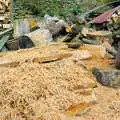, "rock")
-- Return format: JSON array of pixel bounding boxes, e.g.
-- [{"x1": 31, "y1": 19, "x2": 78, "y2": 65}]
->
[
  {"x1": 92, "y1": 67, "x2": 120, "y2": 88},
  {"x1": 44, "y1": 14, "x2": 60, "y2": 23},
  {"x1": 26, "y1": 29, "x2": 53, "y2": 45},
  {"x1": 44, "y1": 15, "x2": 67, "y2": 37}
]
